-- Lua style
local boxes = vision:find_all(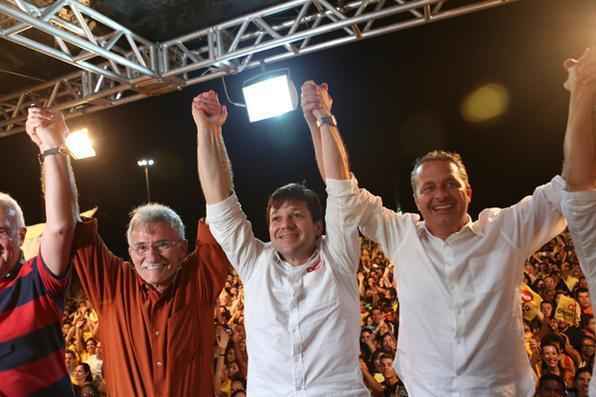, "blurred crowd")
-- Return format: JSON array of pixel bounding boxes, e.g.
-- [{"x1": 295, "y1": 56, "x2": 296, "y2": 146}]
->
[{"x1": 60, "y1": 231, "x2": 593, "y2": 397}]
